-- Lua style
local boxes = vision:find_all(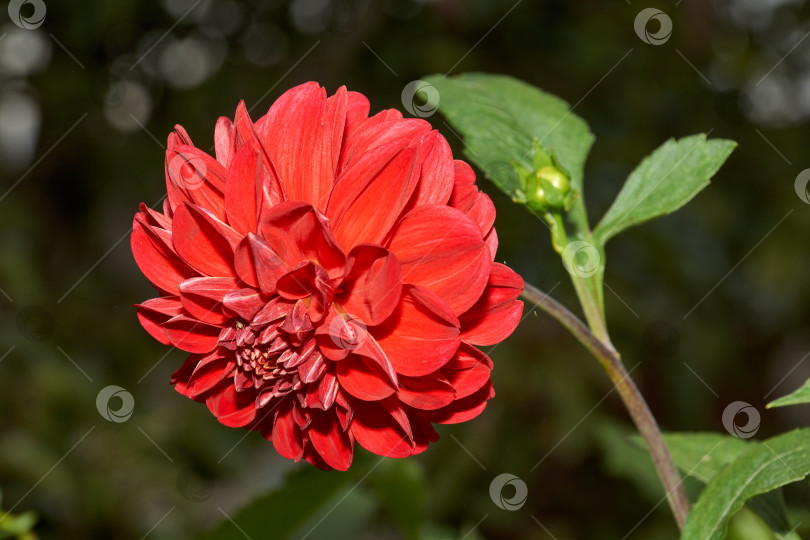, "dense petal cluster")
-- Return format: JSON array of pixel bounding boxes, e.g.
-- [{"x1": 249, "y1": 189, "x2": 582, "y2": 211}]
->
[{"x1": 131, "y1": 82, "x2": 524, "y2": 470}]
